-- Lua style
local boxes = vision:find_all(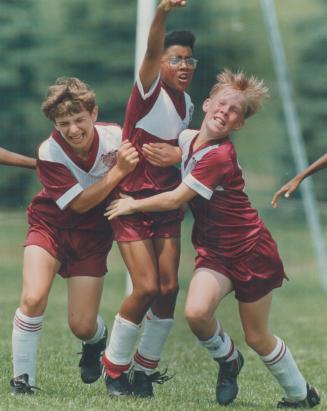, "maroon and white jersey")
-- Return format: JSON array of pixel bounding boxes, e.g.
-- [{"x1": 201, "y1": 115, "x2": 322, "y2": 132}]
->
[
  {"x1": 179, "y1": 129, "x2": 264, "y2": 260},
  {"x1": 120, "y1": 75, "x2": 194, "y2": 197},
  {"x1": 27, "y1": 123, "x2": 121, "y2": 230}
]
